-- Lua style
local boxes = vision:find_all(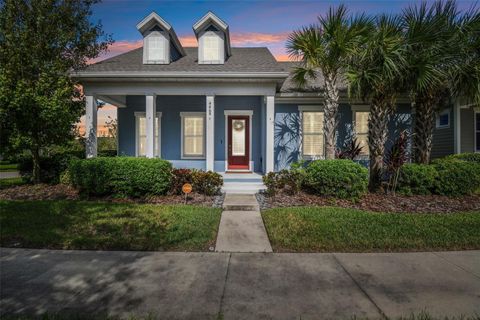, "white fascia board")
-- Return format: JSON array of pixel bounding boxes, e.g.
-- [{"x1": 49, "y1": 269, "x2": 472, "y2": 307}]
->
[
  {"x1": 193, "y1": 11, "x2": 228, "y2": 33},
  {"x1": 73, "y1": 71, "x2": 289, "y2": 79},
  {"x1": 136, "y1": 12, "x2": 172, "y2": 33}
]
